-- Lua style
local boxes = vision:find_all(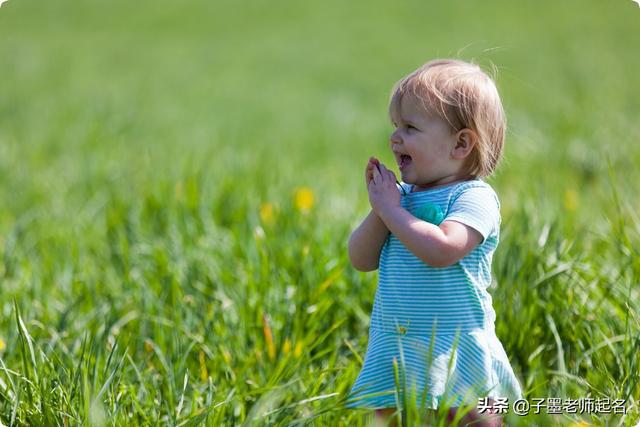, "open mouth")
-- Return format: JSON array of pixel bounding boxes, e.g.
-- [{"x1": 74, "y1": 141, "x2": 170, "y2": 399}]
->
[{"x1": 399, "y1": 154, "x2": 412, "y2": 170}]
